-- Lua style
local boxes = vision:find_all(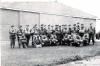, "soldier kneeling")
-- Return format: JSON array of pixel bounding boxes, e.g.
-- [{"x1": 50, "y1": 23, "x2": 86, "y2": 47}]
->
[
  {"x1": 62, "y1": 34, "x2": 69, "y2": 45},
  {"x1": 74, "y1": 33, "x2": 83, "y2": 47},
  {"x1": 33, "y1": 35, "x2": 42, "y2": 48},
  {"x1": 67, "y1": 34, "x2": 74, "y2": 46},
  {"x1": 20, "y1": 33, "x2": 27, "y2": 48},
  {"x1": 83, "y1": 32, "x2": 89, "y2": 46},
  {"x1": 50, "y1": 32, "x2": 58, "y2": 46},
  {"x1": 41, "y1": 35, "x2": 50, "y2": 46}
]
